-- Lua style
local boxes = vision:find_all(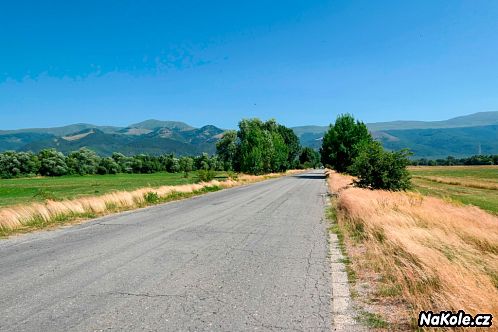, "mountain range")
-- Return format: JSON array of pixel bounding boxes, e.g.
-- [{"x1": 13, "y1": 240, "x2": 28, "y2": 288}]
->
[{"x1": 1, "y1": 112, "x2": 498, "y2": 158}]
